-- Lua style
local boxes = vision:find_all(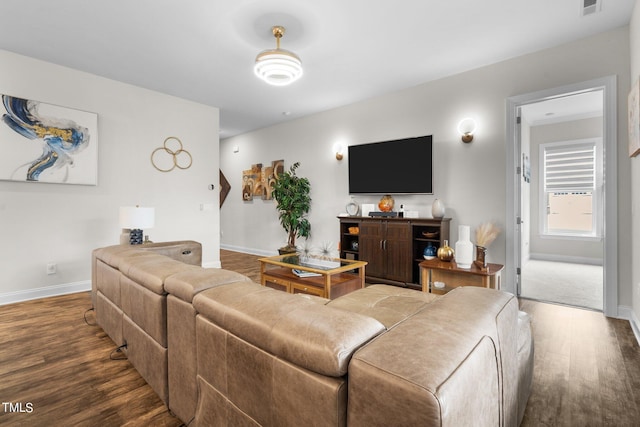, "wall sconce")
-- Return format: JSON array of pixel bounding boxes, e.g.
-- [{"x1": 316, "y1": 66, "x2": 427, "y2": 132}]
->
[
  {"x1": 334, "y1": 143, "x2": 344, "y2": 160},
  {"x1": 457, "y1": 118, "x2": 477, "y2": 143}
]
